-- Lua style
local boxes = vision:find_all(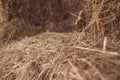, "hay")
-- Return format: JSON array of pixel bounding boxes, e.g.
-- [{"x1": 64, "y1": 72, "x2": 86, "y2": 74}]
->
[
  {"x1": 0, "y1": 0, "x2": 120, "y2": 80},
  {"x1": 0, "y1": 32, "x2": 120, "y2": 80},
  {"x1": 0, "y1": 0, "x2": 119, "y2": 43}
]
